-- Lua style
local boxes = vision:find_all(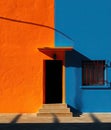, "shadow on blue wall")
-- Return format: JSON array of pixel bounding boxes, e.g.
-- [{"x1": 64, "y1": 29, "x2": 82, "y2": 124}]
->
[
  {"x1": 65, "y1": 50, "x2": 90, "y2": 116},
  {"x1": 68, "y1": 105, "x2": 82, "y2": 117},
  {"x1": 65, "y1": 49, "x2": 90, "y2": 67}
]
